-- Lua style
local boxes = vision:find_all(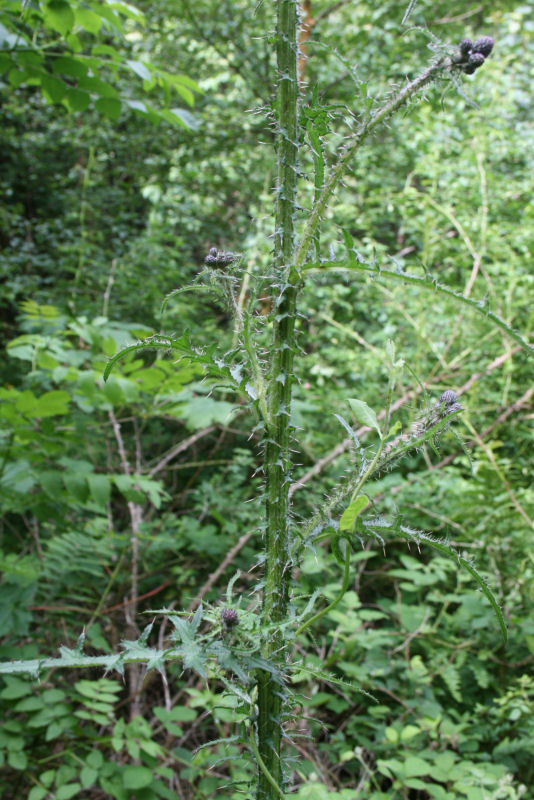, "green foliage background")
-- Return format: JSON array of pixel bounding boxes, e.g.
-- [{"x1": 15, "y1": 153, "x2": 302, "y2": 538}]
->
[{"x1": 1, "y1": 0, "x2": 533, "y2": 798}]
